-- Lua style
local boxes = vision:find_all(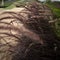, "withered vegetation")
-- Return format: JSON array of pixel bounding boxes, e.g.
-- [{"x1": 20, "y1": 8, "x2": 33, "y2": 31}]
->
[{"x1": 0, "y1": 2, "x2": 60, "y2": 60}]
